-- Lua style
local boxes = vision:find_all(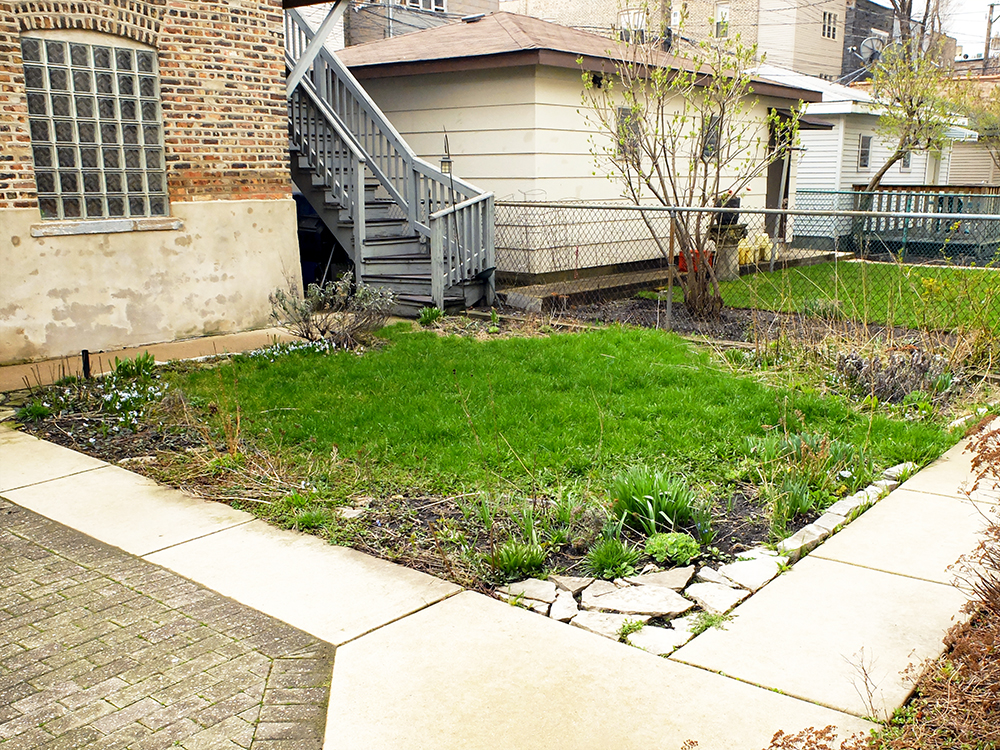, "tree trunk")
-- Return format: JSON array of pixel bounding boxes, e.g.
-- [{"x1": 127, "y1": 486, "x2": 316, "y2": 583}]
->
[{"x1": 864, "y1": 149, "x2": 906, "y2": 191}]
